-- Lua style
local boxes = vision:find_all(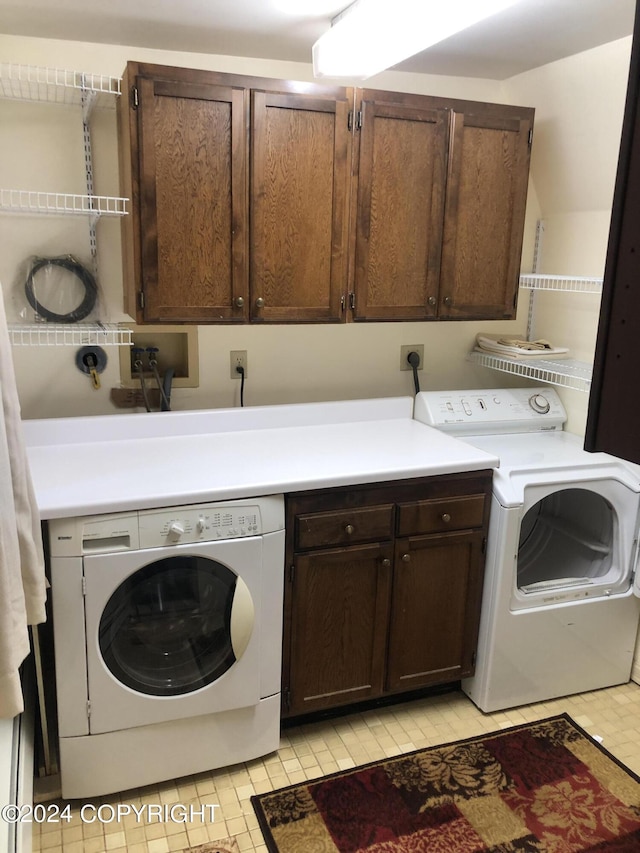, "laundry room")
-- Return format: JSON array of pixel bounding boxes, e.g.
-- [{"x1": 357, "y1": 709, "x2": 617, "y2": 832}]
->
[{"x1": 2, "y1": 2, "x2": 640, "y2": 852}]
